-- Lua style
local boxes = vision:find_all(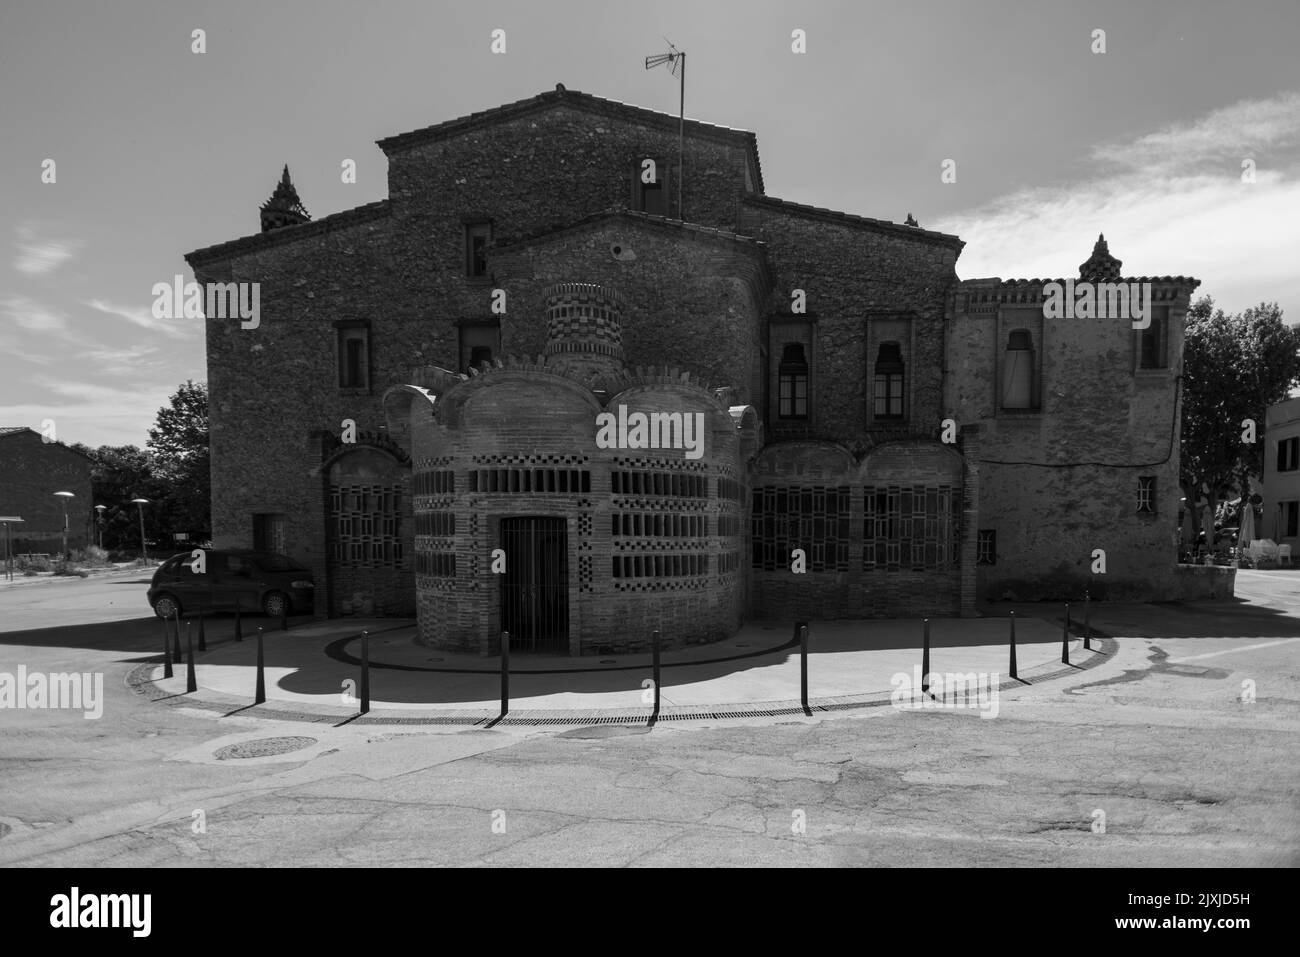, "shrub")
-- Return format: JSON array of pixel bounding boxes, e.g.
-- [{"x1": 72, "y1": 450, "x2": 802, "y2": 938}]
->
[
  {"x1": 16, "y1": 554, "x2": 52, "y2": 573},
  {"x1": 71, "y1": 545, "x2": 111, "y2": 567},
  {"x1": 52, "y1": 559, "x2": 89, "y2": 578}
]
